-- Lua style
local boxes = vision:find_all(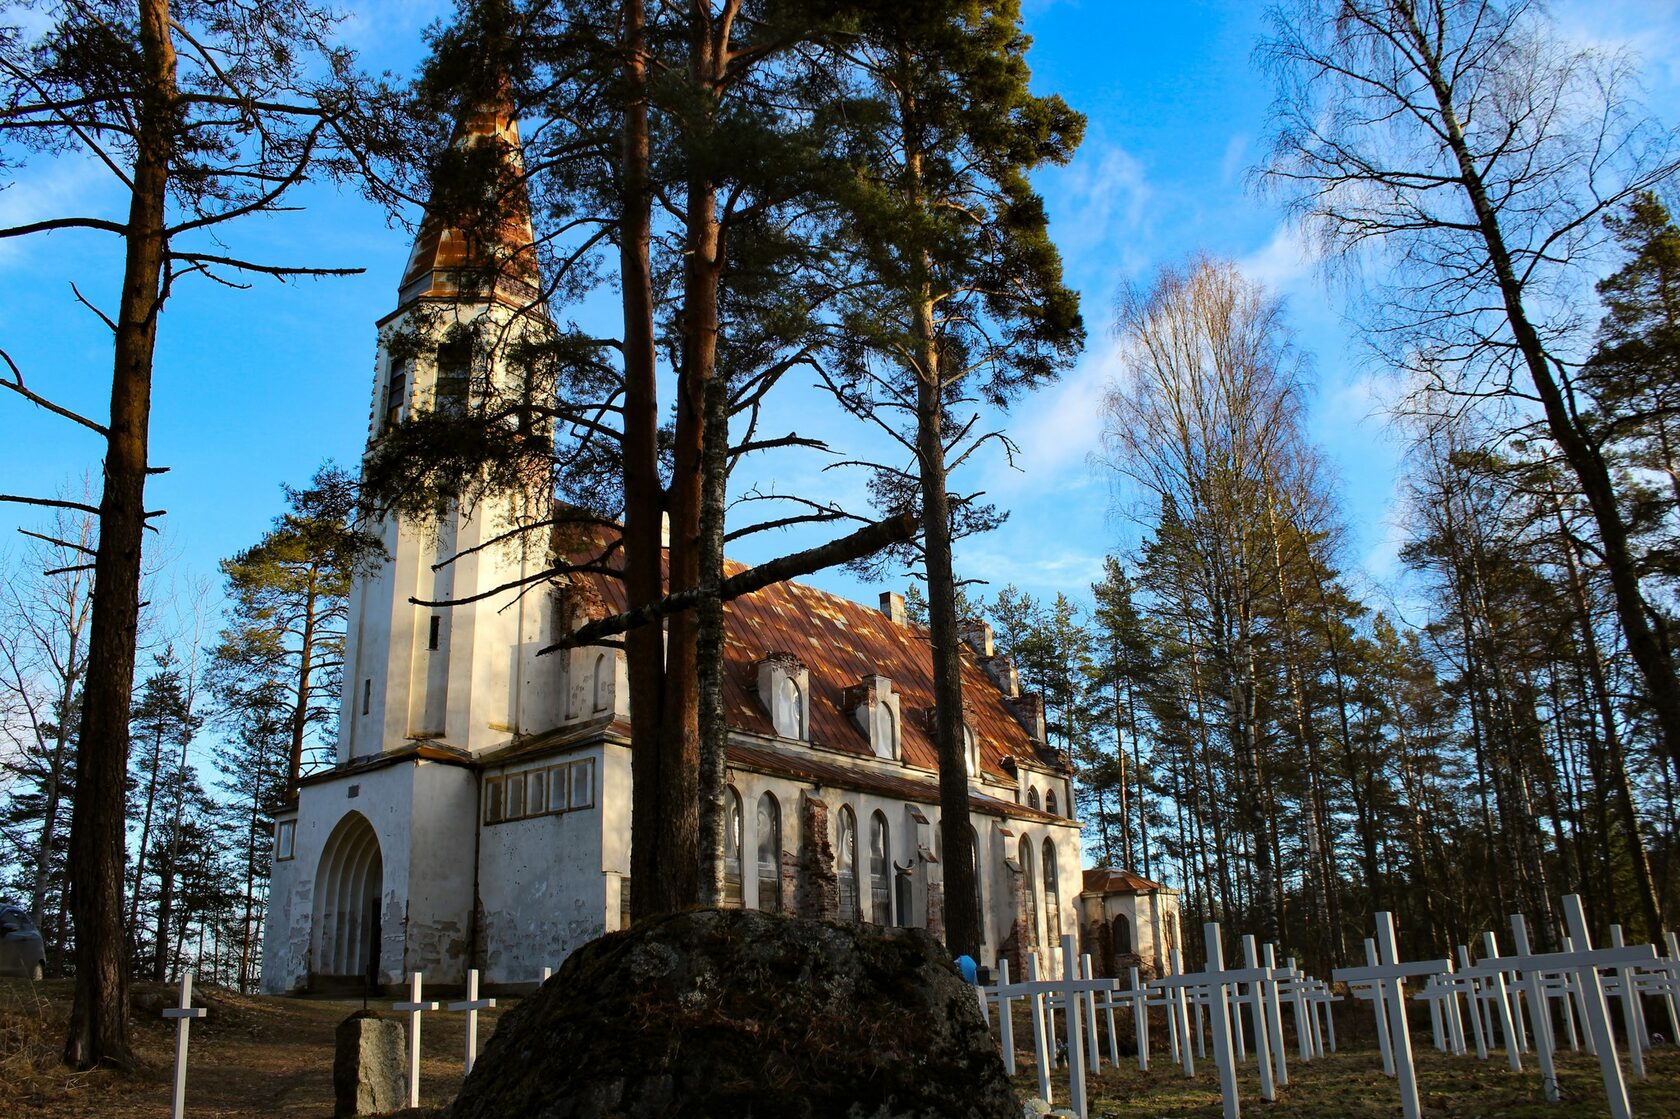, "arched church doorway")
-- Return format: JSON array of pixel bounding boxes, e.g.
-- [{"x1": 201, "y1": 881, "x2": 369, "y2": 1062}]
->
[{"x1": 312, "y1": 811, "x2": 384, "y2": 983}]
